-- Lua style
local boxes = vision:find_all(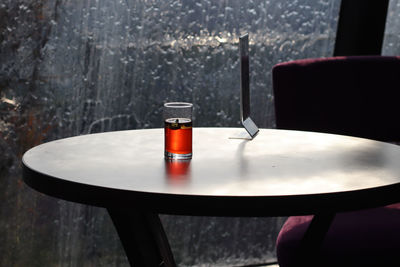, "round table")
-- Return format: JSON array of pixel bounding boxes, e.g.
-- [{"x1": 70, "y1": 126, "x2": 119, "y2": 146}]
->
[{"x1": 22, "y1": 128, "x2": 400, "y2": 267}]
